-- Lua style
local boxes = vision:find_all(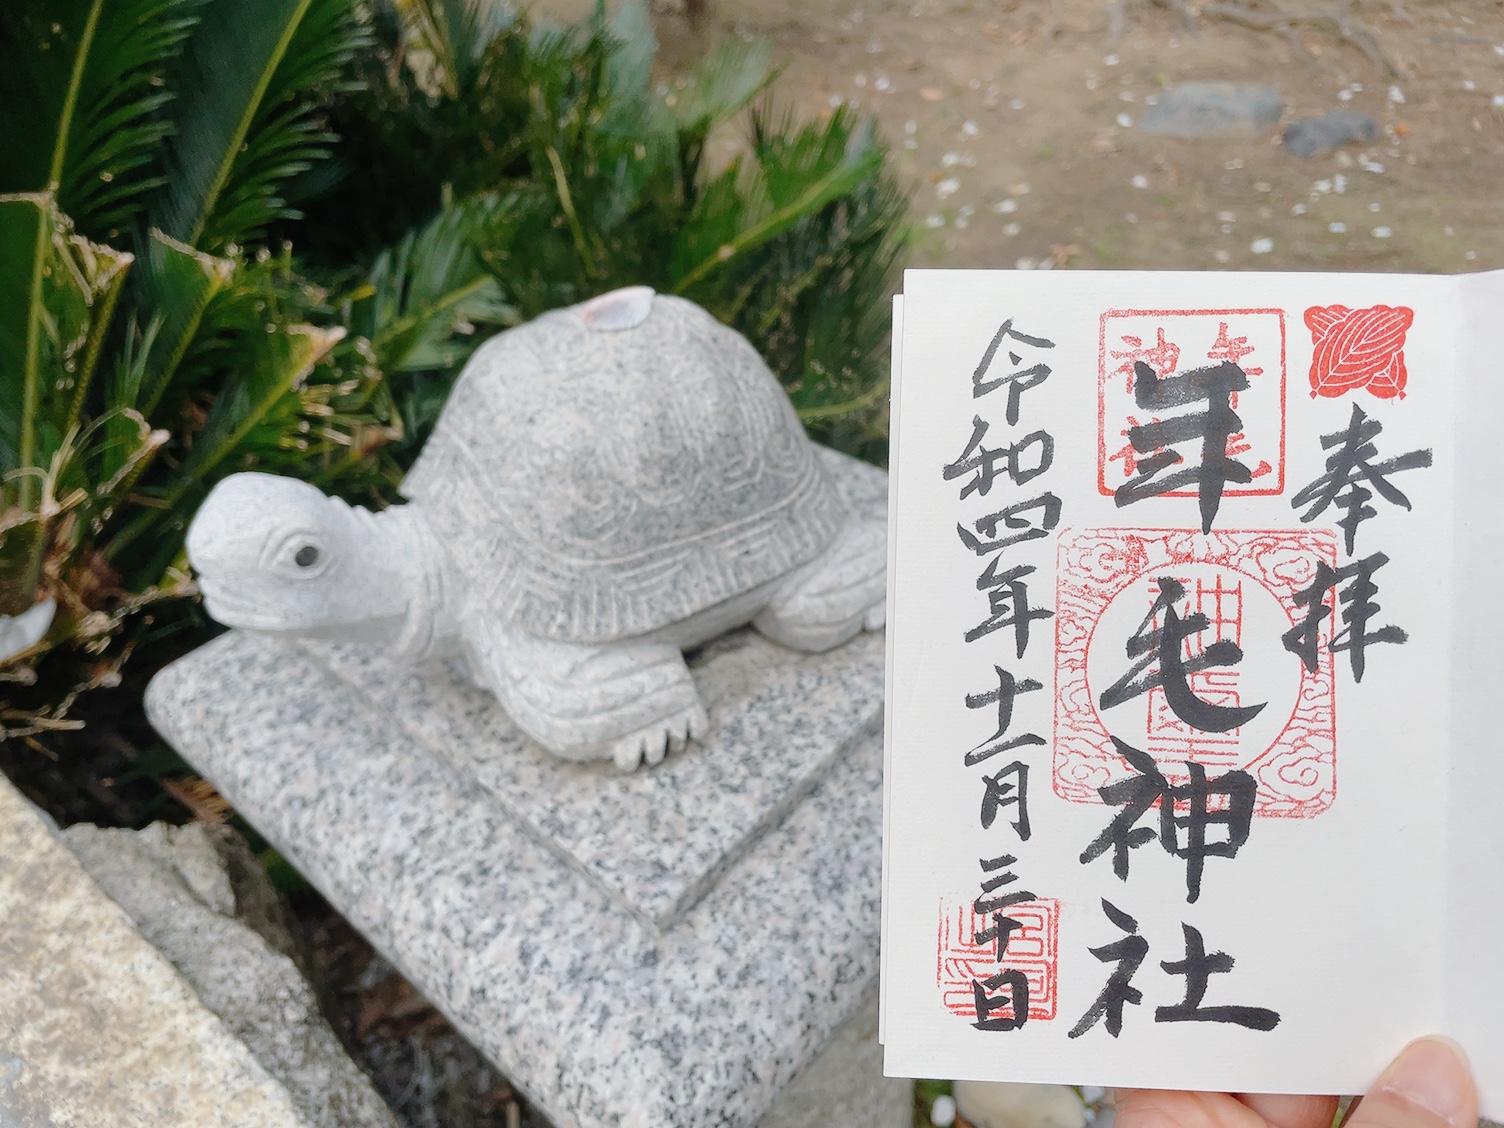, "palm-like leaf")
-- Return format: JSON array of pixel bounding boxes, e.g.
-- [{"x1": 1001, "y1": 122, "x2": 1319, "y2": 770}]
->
[
  {"x1": 153, "y1": 0, "x2": 367, "y2": 253},
  {"x1": 0, "y1": 0, "x2": 200, "y2": 240},
  {"x1": 360, "y1": 194, "x2": 516, "y2": 374},
  {"x1": 0, "y1": 192, "x2": 139, "y2": 615}
]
